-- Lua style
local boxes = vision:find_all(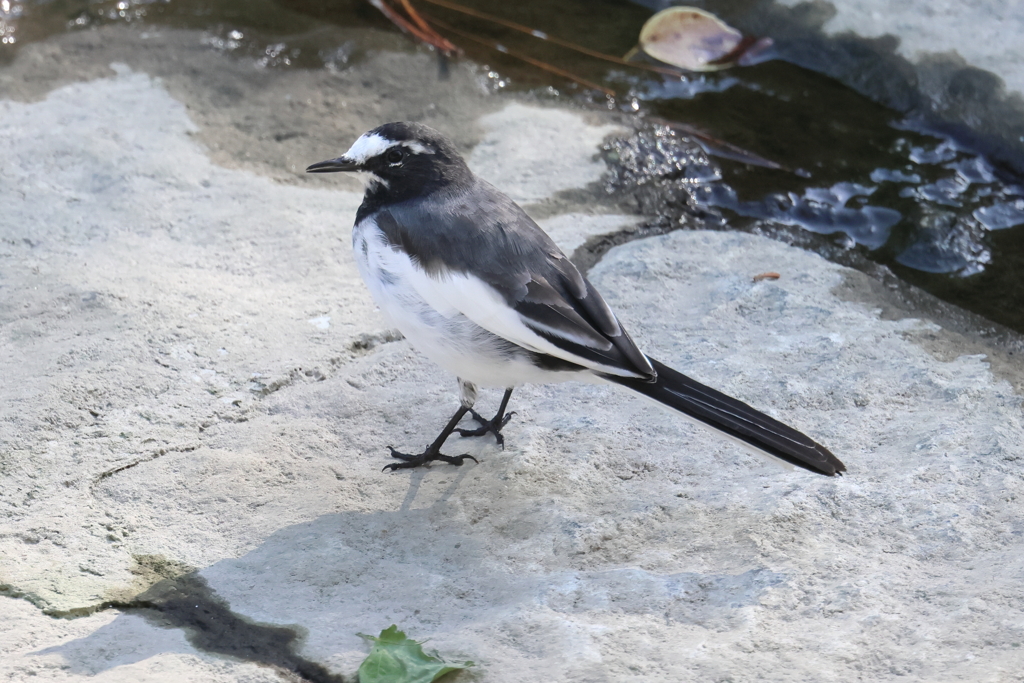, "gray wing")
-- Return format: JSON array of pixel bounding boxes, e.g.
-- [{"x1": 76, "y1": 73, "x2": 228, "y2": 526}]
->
[{"x1": 377, "y1": 180, "x2": 656, "y2": 380}]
